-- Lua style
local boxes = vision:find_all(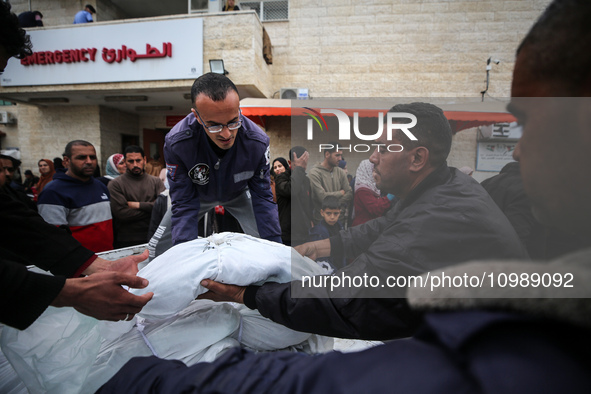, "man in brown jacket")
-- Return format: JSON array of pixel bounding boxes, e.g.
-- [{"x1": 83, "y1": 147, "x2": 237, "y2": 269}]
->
[{"x1": 108, "y1": 145, "x2": 165, "y2": 248}]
